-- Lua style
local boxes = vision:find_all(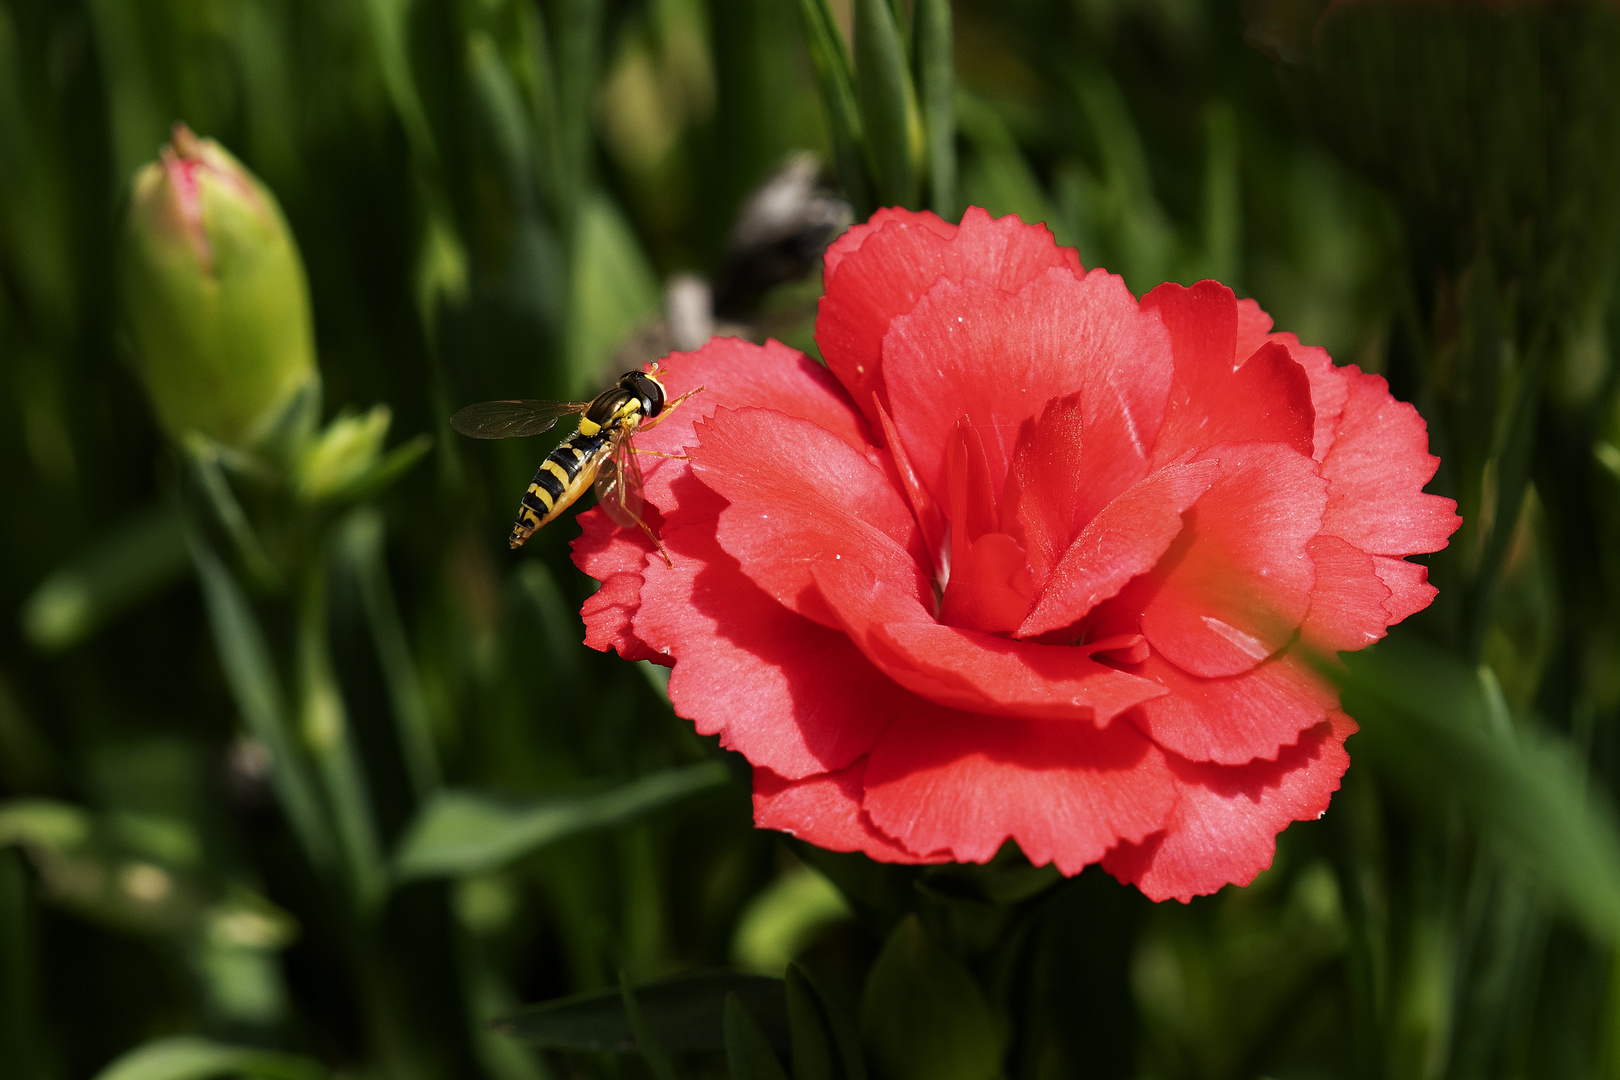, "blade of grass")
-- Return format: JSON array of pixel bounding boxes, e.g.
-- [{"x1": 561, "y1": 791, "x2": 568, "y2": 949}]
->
[
  {"x1": 21, "y1": 504, "x2": 189, "y2": 652},
  {"x1": 785, "y1": 965, "x2": 834, "y2": 1080},
  {"x1": 725, "y1": 993, "x2": 791, "y2": 1080},
  {"x1": 794, "y1": 0, "x2": 871, "y2": 214},
  {"x1": 1341, "y1": 639, "x2": 1620, "y2": 943},
  {"x1": 91, "y1": 1036, "x2": 329, "y2": 1080},
  {"x1": 622, "y1": 972, "x2": 683, "y2": 1080},
  {"x1": 913, "y1": 0, "x2": 954, "y2": 219},
  {"x1": 497, "y1": 971, "x2": 788, "y2": 1053},
  {"x1": 853, "y1": 0, "x2": 921, "y2": 208}
]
